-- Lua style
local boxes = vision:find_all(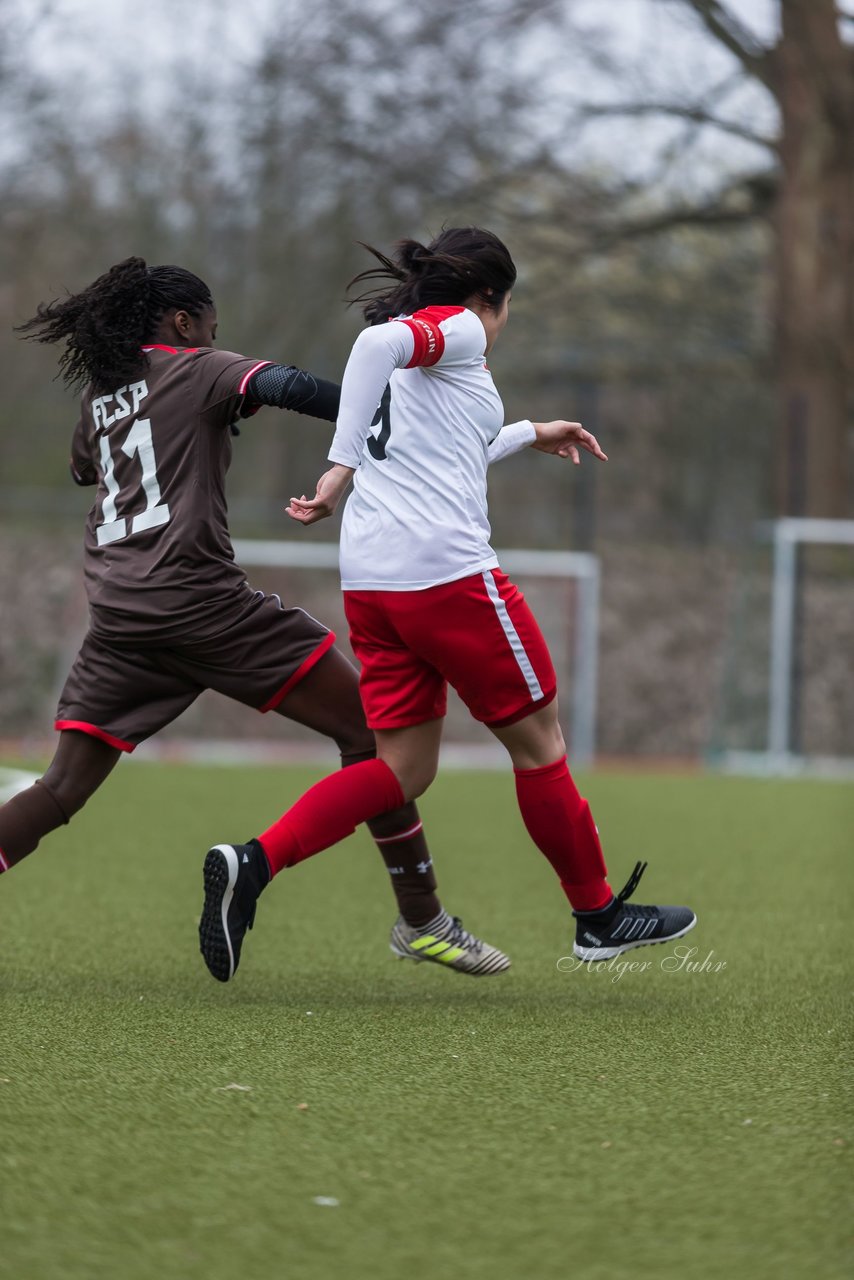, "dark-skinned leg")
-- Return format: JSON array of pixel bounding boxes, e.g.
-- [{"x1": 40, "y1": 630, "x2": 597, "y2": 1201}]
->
[
  {"x1": 271, "y1": 646, "x2": 441, "y2": 926},
  {"x1": 0, "y1": 730, "x2": 121, "y2": 872}
]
